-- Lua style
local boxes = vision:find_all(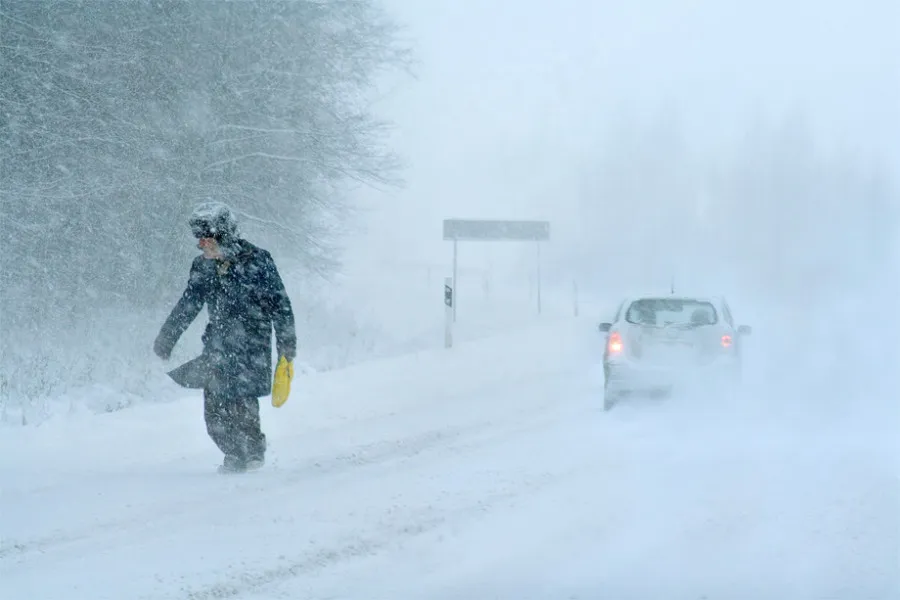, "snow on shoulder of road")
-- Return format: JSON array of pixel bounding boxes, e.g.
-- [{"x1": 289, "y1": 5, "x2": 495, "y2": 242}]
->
[{"x1": 0, "y1": 316, "x2": 588, "y2": 474}]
